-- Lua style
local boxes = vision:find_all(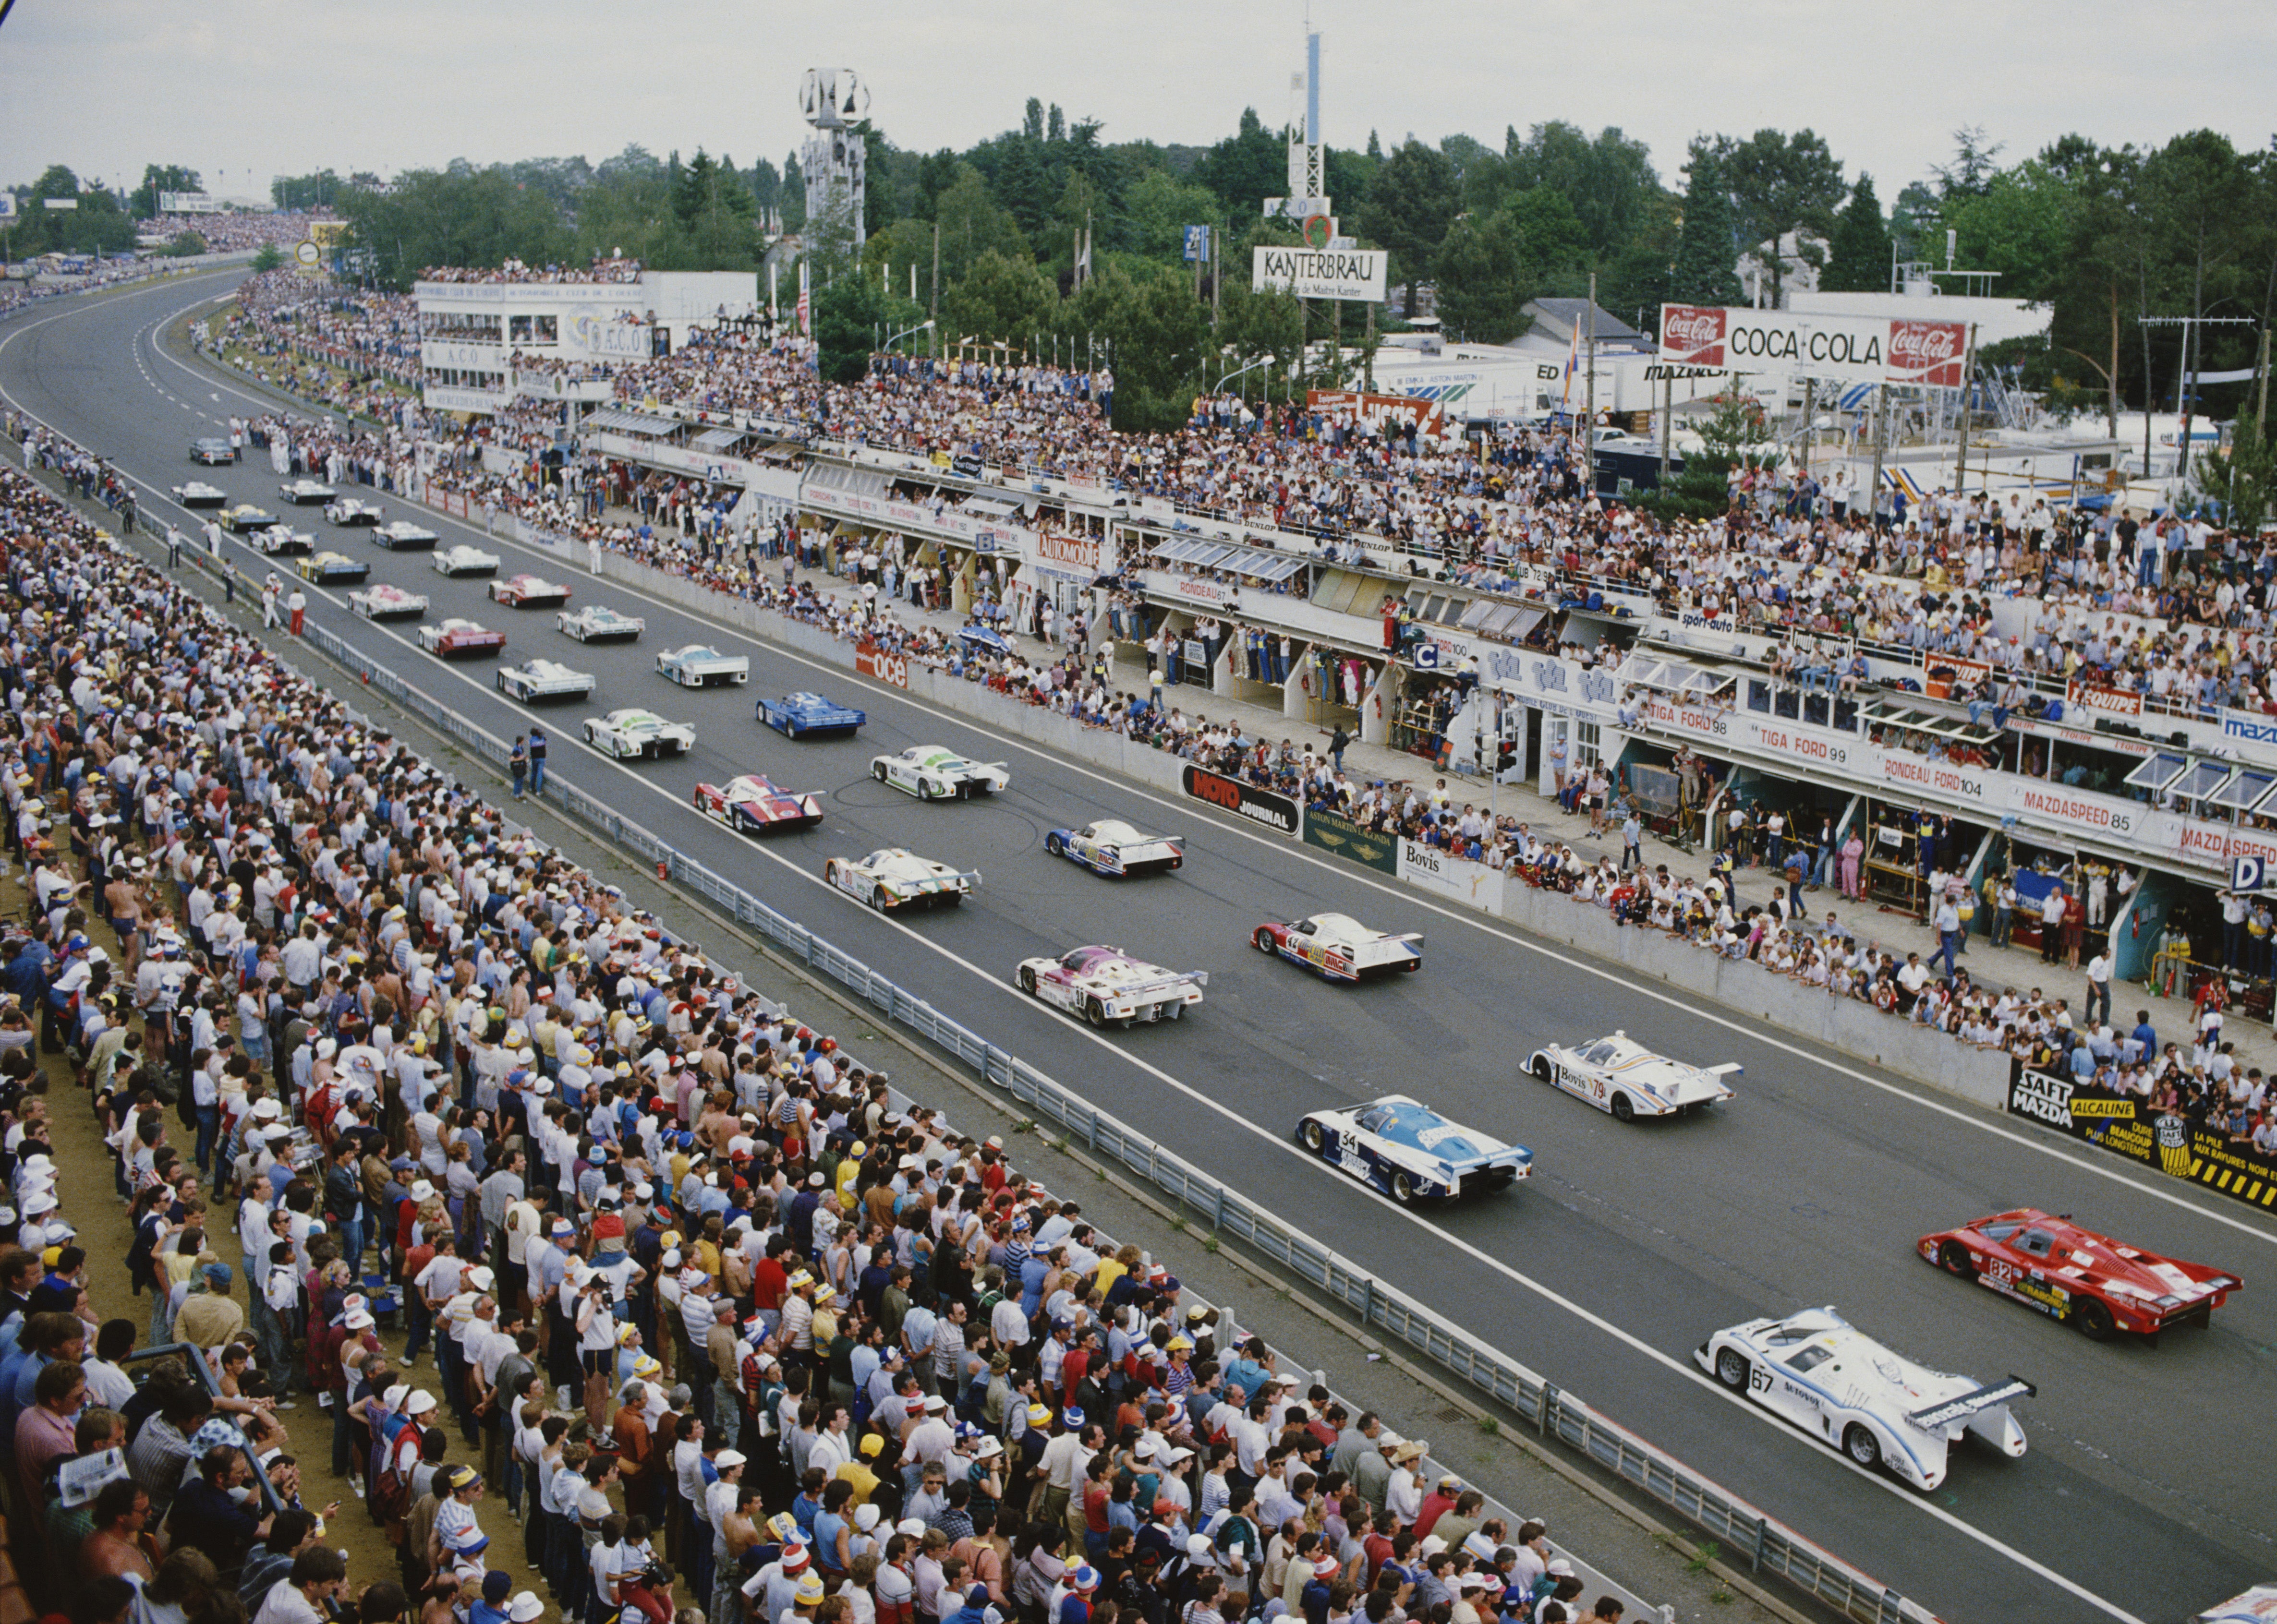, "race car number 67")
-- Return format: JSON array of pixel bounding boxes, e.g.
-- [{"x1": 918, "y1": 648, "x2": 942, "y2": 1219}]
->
[{"x1": 1749, "y1": 1365, "x2": 1771, "y2": 1393}]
